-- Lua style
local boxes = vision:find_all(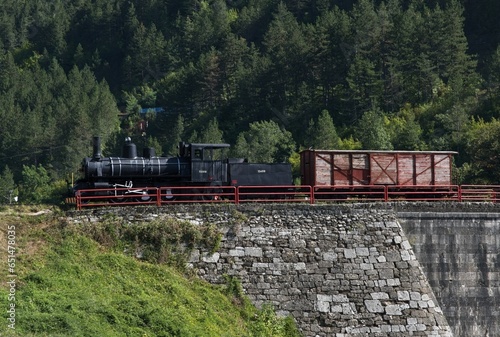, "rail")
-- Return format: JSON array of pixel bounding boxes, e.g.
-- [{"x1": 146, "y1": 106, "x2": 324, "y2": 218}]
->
[{"x1": 74, "y1": 185, "x2": 500, "y2": 209}]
